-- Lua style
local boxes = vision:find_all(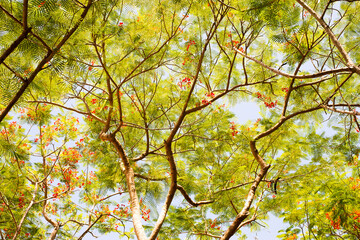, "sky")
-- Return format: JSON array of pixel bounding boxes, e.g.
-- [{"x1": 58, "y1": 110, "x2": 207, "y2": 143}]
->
[{"x1": 230, "y1": 102, "x2": 261, "y2": 125}]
